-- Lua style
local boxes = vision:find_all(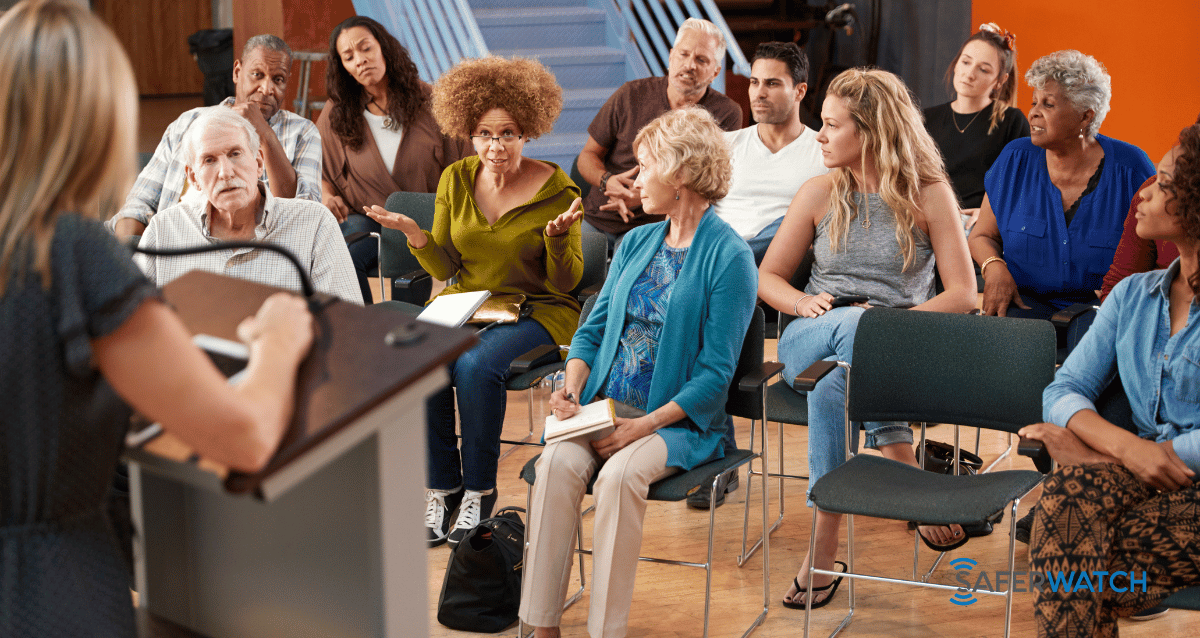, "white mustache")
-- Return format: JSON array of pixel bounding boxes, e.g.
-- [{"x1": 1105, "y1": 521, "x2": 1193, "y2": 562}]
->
[{"x1": 217, "y1": 178, "x2": 249, "y2": 191}]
